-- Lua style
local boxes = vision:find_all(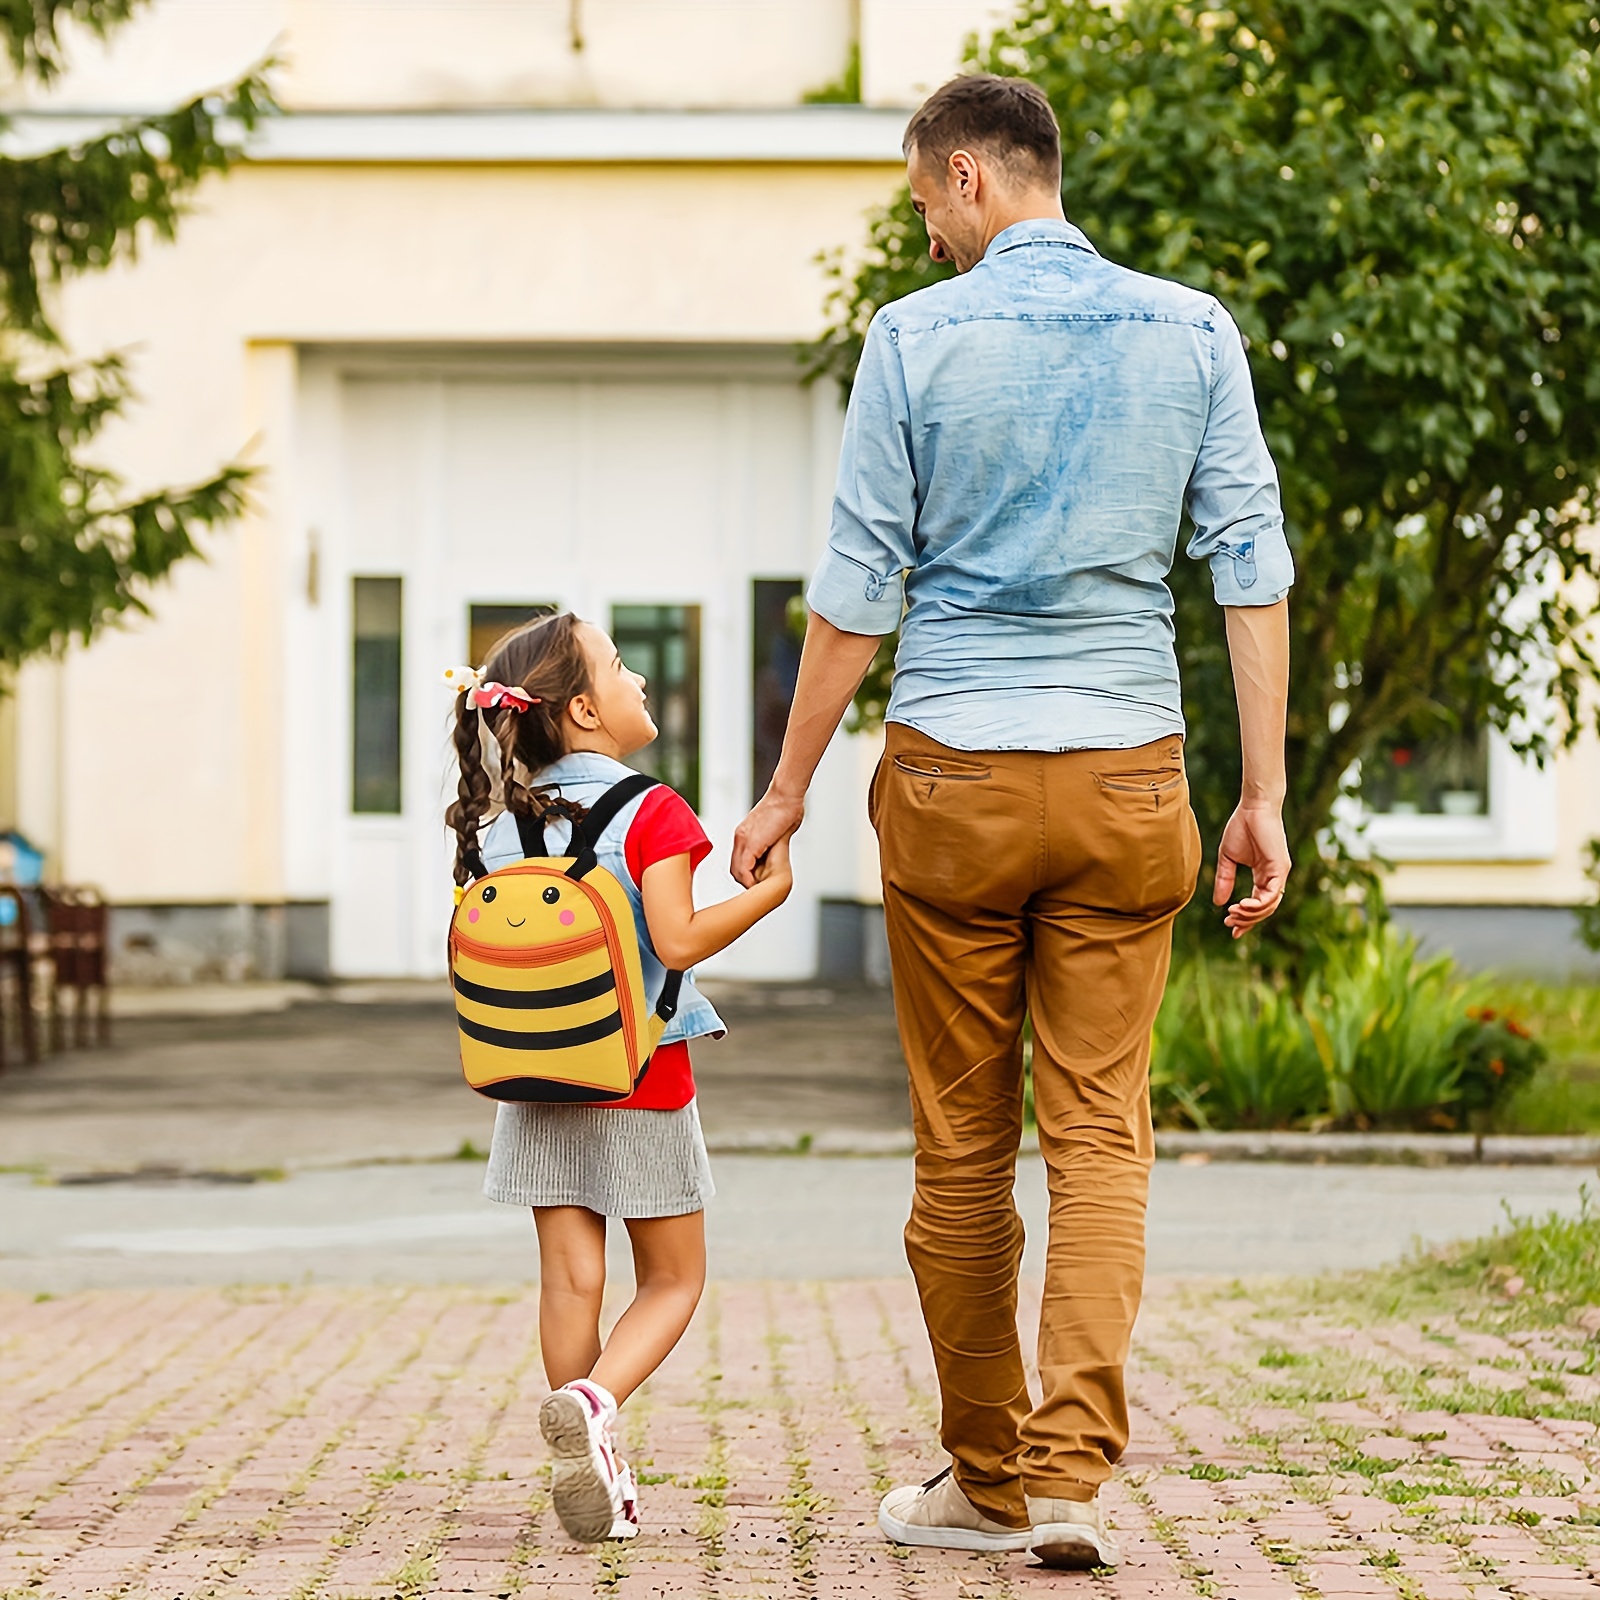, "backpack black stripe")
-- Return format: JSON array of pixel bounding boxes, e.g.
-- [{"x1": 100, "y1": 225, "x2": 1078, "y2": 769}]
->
[
  {"x1": 457, "y1": 1010, "x2": 624, "y2": 1052},
  {"x1": 451, "y1": 968, "x2": 617, "y2": 1011},
  {"x1": 484, "y1": 1075, "x2": 634, "y2": 1103}
]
